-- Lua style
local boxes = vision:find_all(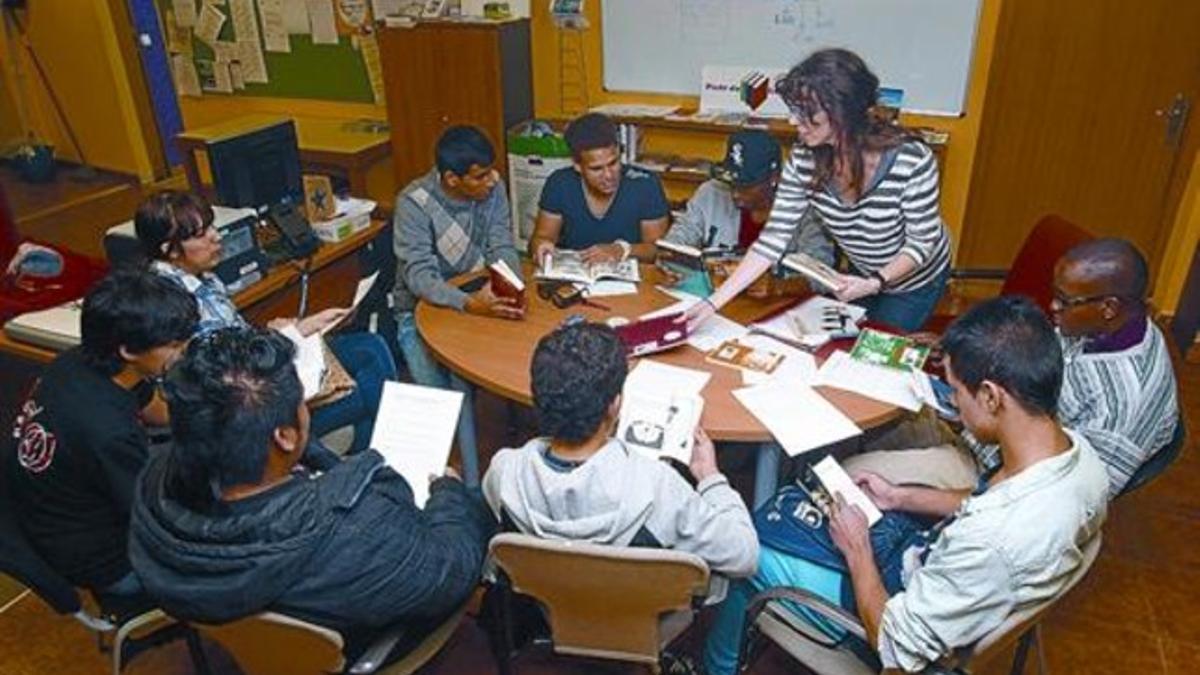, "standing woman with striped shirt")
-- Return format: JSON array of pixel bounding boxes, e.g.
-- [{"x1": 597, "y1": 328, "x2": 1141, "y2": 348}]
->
[{"x1": 685, "y1": 49, "x2": 951, "y2": 332}]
